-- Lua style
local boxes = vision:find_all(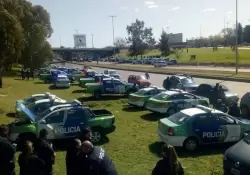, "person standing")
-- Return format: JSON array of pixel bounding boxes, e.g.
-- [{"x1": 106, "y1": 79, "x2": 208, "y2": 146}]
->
[
  {"x1": 26, "y1": 68, "x2": 30, "y2": 80},
  {"x1": 76, "y1": 141, "x2": 118, "y2": 175},
  {"x1": 34, "y1": 129, "x2": 55, "y2": 175},
  {"x1": 152, "y1": 144, "x2": 184, "y2": 175},
  {"x1": 79, "y1": 127, "x2": 93, "y2": 142},
  {"x1": 18, "y1": 141, "x2": 45, "y2": 175},
  {"x1": 21, "y1": 67, "x2": 25, "y2": 80},
  {"x1": 66, "y1": 139, "x2": 81, "y2": 175},
  {"x1": 0, "y1": 125, "x2": 16, "y2": 175},
  {"x1": 0, "y1": 67, "x2": 3, "y2": 88}
]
